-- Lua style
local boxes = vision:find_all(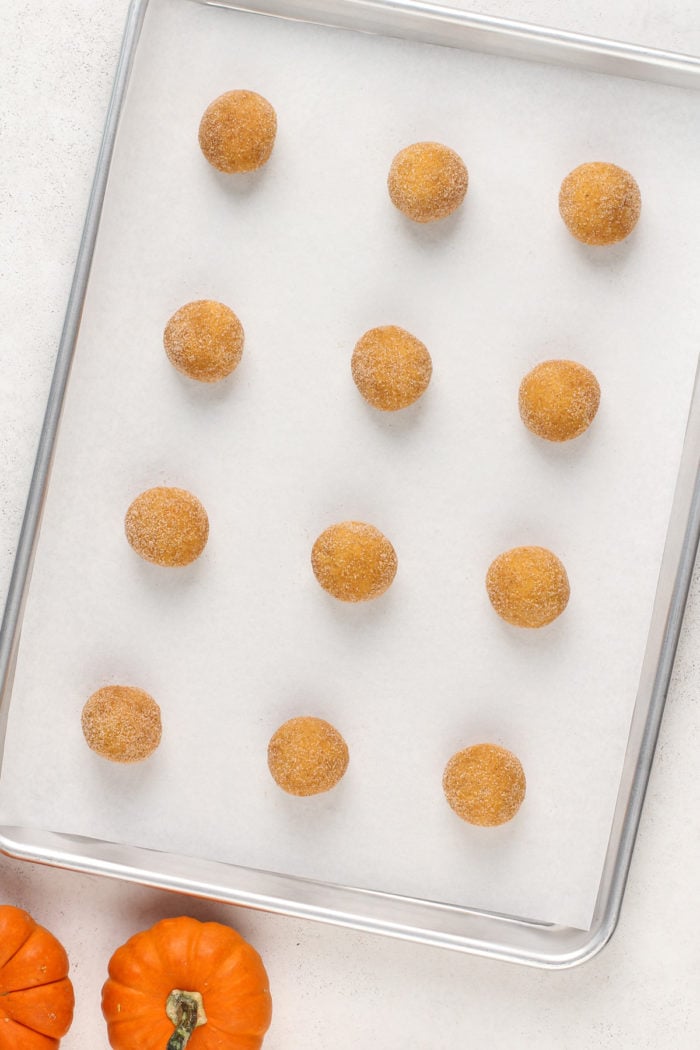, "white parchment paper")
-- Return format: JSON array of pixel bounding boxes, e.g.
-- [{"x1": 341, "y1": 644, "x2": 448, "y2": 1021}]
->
[{"x1": 2, "y1": 0, "x2": 700, "y2": 930}]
